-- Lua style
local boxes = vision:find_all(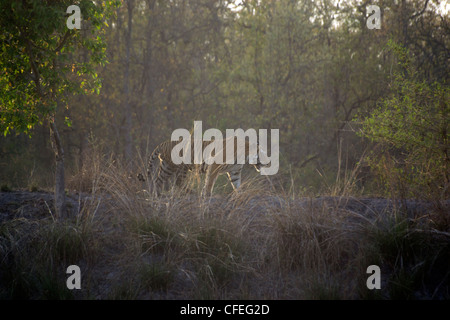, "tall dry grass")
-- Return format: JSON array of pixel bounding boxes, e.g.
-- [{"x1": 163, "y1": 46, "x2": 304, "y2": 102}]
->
[
  {"x1": 77, "y1": 152, "x2": 376, "y2": 299},
  {"x1": 1, "y1": 144, "x2": 449, "y2": 299}
]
